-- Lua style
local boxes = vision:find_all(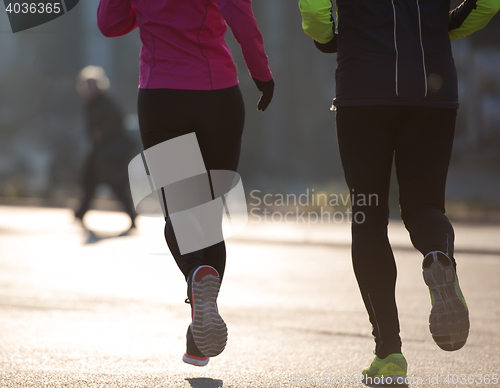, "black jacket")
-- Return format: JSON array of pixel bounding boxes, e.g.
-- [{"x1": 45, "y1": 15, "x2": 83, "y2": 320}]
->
[
  {"x1": 300, "y1": 0, "x2": 500, "y2": 107},
  {"x1": 334, "y1": 0, "x2": 459, "y2": 108}
]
